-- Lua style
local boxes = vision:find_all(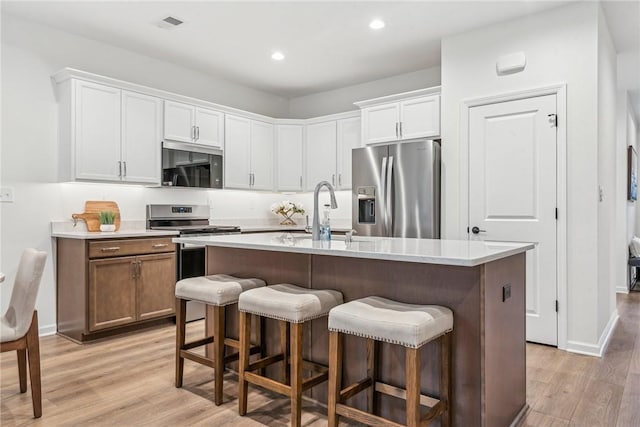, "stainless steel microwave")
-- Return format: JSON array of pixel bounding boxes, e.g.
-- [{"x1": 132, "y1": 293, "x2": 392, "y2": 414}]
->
[{"x1": 161, "y1": 141, "x2": 223, "y2": 188}]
